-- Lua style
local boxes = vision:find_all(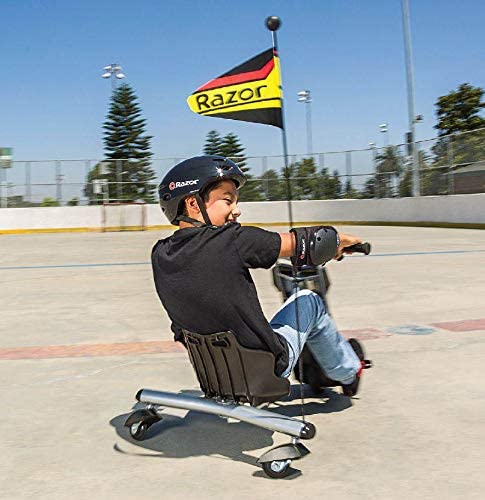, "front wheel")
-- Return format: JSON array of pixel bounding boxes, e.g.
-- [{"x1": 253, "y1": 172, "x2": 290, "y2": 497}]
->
[
  {"x1": 262, "y1": 459, "x2": 292, "y2": 479},
  {"x1": 129, "y1": 421, "x2": 148, "y2": 441}
]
